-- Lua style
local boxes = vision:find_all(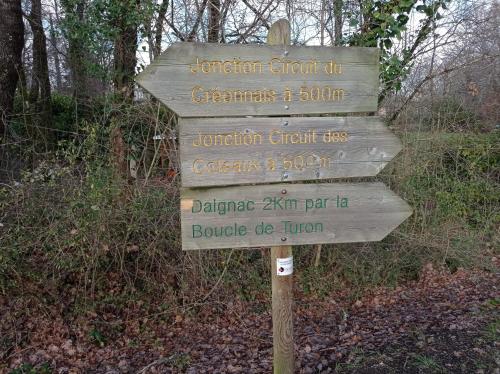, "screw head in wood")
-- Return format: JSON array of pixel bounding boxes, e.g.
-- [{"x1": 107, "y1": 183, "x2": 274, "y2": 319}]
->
[
  {"x1": 281, "y1": 237, "x2": 287, "y2": 241},
  {"x1": 281, "y1": 189, "x2": 287, "y2": 194}
]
